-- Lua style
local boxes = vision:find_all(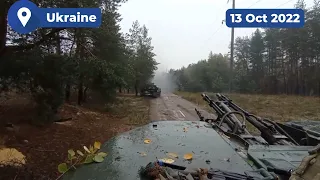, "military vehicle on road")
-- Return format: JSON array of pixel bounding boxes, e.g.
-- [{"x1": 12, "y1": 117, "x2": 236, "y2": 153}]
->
[
  {"x1": 62, "y1": 93, "x2": 320, "y2": 180},
  {"x1": 140, "y1": 83, "x2": 161, "y2": 98}
]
